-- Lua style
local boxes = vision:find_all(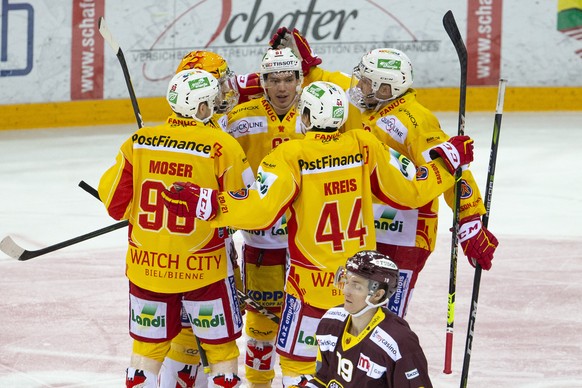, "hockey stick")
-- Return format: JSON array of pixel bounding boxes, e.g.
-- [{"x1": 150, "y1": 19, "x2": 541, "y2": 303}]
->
[
  {"x1": 77, "y1": 180, "x2": 280, "y2": 325},
  {"x1": 459, "y1": 79, "x2": 507, "y2": 388},
  {"x1": 442, "y1": 9, "x2": 468, "y2": 375},
  {"x1": 0, "y1": 221, "x2": 127, "y2": 261},
  {"x1": 98, "y1": 16, "x2": 144, "y2": 129}
]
